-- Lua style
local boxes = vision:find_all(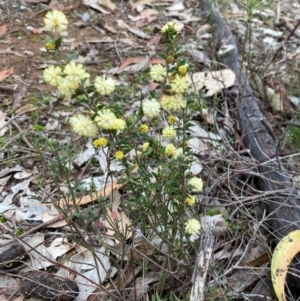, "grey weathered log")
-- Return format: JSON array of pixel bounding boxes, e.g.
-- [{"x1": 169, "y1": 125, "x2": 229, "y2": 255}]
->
[{"x1": 199, "y1": 0, "x2": 300, "y2": 295}]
